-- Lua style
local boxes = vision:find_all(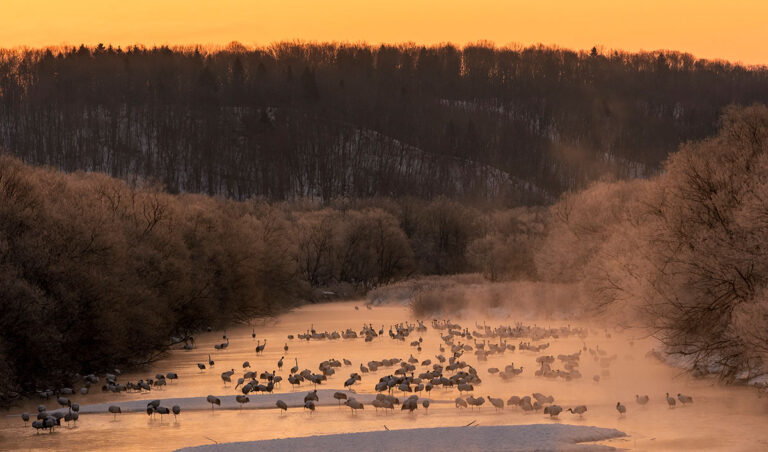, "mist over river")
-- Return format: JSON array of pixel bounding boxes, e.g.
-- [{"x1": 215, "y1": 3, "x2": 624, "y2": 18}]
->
[{"x1": 2, "y1": 301, "x2": 767, "y2": 451}]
